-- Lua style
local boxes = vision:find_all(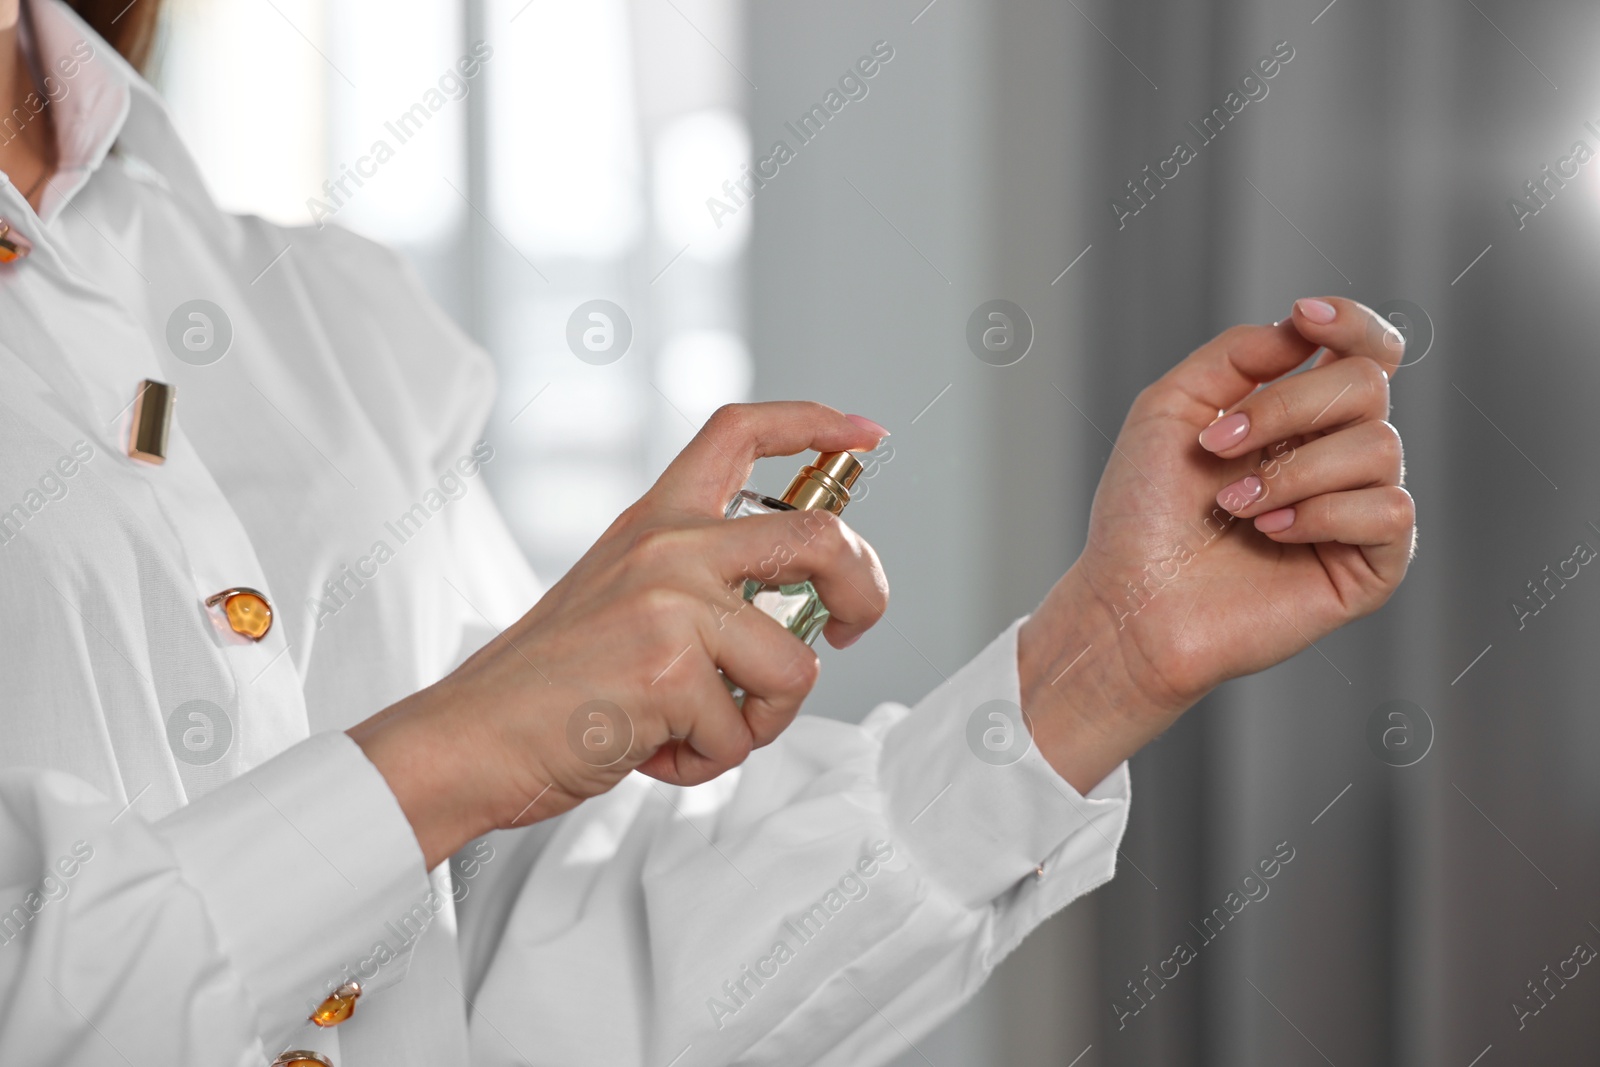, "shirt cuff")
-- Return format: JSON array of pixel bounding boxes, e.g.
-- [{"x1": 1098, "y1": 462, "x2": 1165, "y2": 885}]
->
[
  {"x1": 880, "y1": 617, "x2": 1131, "y2": 910},
  {"x1": 156, "y1": 731, "x2": 434, "y2": 1035}
]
